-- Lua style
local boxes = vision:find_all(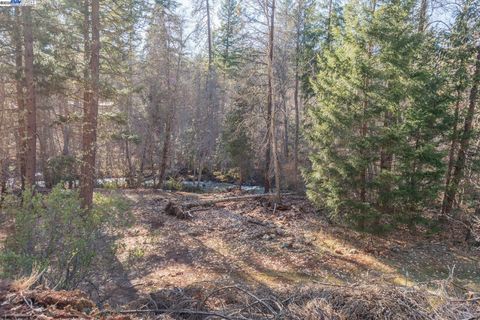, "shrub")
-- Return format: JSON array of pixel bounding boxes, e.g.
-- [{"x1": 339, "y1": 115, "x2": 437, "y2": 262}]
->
[
  {"x1": 46, "y1": 155, "x2": 77, "y2": 188},
  {"x1": 0, "y1": 185, "x2": 130, "y2": 289},
  {"x1": 164, "y1": 177, "x2": 184, "y2": 191}
]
